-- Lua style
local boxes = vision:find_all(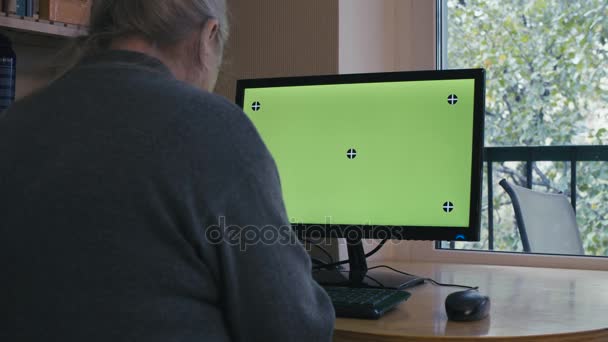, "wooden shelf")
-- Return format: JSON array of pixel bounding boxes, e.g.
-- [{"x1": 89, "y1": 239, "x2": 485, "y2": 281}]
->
[{"x1": 0, "y1": 13, "x2": 86, "y2": 37}]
